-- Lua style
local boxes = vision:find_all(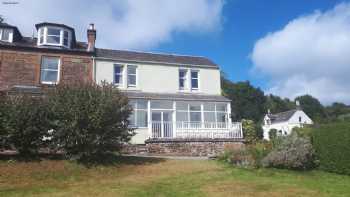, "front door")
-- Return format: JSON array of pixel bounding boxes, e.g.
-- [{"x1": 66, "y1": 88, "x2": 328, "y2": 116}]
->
[{"x1": 152, "y1": 111, "x2": 173, "y2": 138}]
